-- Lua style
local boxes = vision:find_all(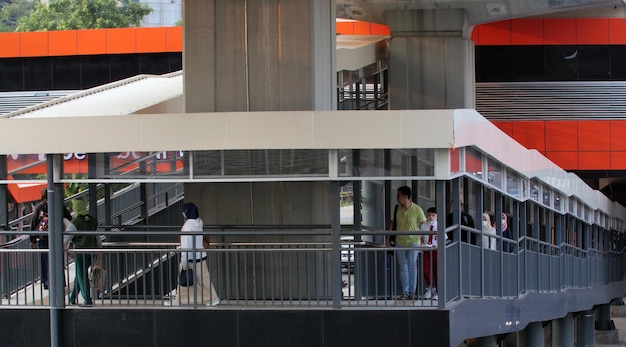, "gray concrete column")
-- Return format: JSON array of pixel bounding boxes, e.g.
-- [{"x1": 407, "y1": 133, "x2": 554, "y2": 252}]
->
[
  {"x1": 465, "y1": 335, "x2": 497, "y2": 347},
  {"x1": 596, "y1": 303, "x2": 612, "y2": 330},
  {"x1": 553, "y1": 313, "x2": 574, "y2": 347},
  {"x1": 521, "y1": 322, "x2": 544, "y2": 347},
  {"x1": 385, "y1": 9, "x2": 475, "y2": 110},
  {"x1": 577, "y1": 310, "x2": 595, "y2": 347},
  {"x1": 185, "y1": 181, "x2": 334, "y2": 299},
  {"x1": 184, "y1": 0, "x2": 336, "y2": 113}
]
